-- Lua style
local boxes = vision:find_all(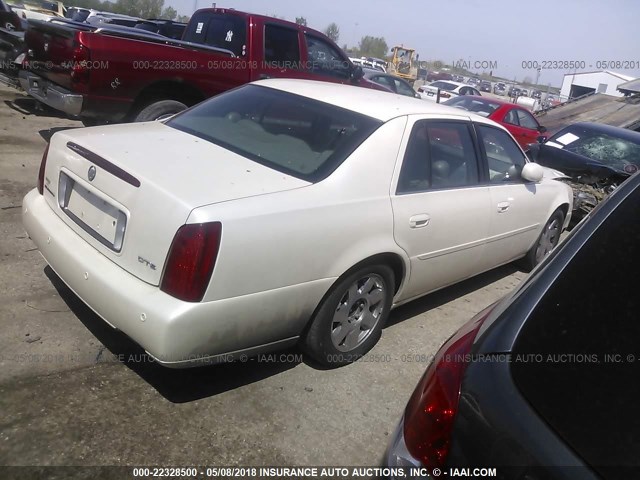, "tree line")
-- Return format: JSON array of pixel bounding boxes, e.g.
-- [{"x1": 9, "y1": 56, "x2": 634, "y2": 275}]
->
[{"x1": 294, "y1": 17, "x2": 388, "y2": 59}]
